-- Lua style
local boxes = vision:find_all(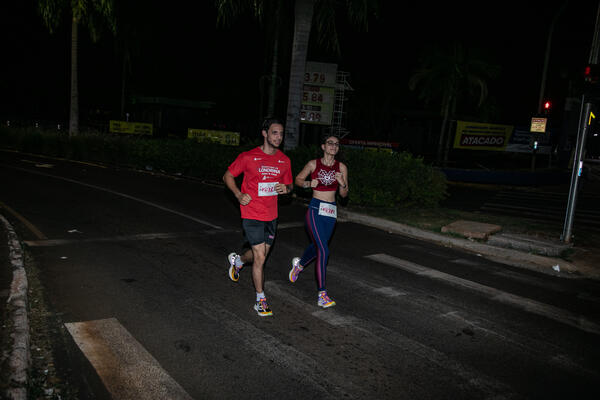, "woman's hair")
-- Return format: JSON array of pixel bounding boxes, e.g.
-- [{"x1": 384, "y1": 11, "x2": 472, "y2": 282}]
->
[
  {"x1": 319, "y1": 133, "x2": 344, "y2": 161},
  {"x1": 261, "y1": 117, "x2": 284, "y2": 132},
  {"x1": 320, "y1": 133, "x2": 340, "y2": 145}
]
